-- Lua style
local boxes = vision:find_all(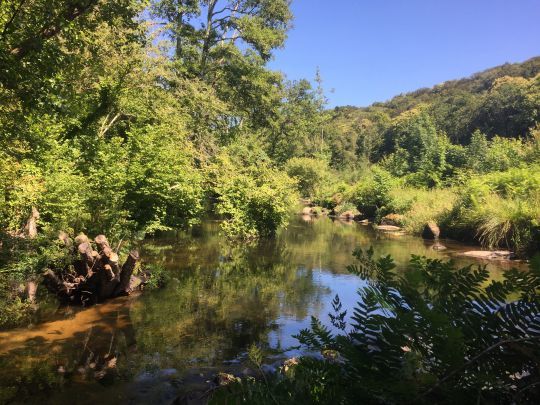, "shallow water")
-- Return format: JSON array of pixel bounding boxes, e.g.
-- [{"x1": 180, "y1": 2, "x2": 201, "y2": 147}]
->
[{"x1": 0, "y1": 216, "x2": 527, "y2": 404}]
